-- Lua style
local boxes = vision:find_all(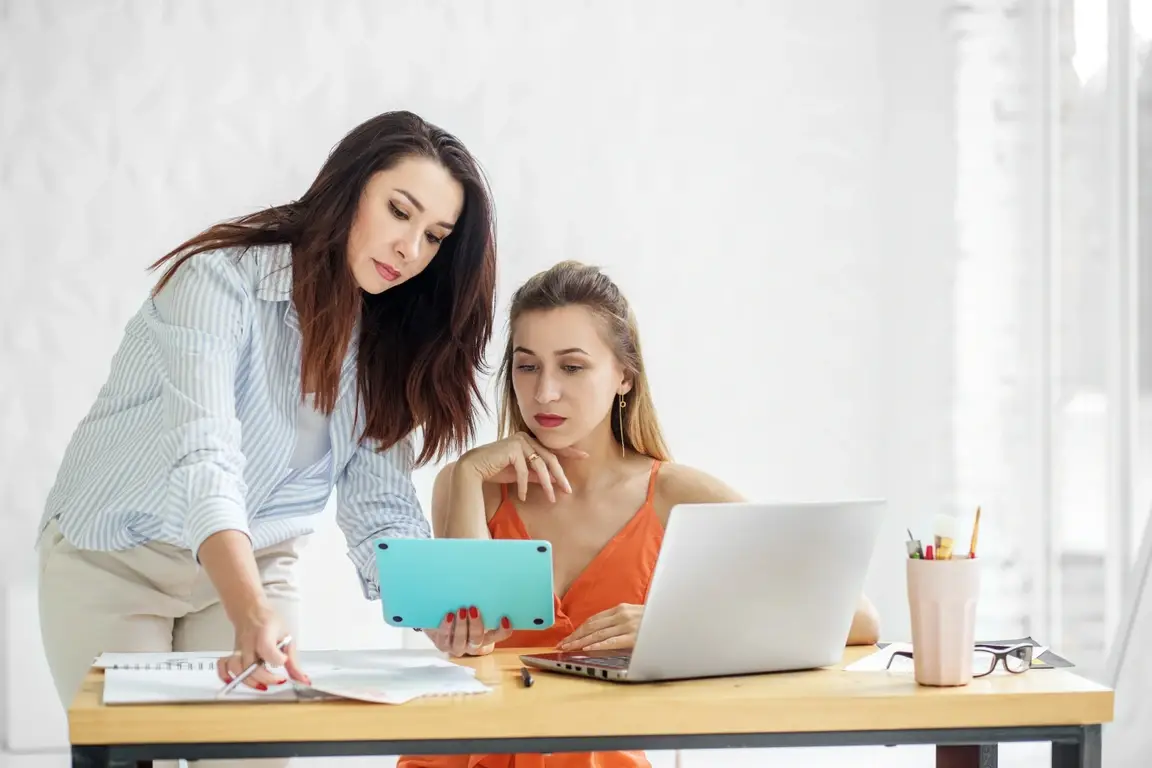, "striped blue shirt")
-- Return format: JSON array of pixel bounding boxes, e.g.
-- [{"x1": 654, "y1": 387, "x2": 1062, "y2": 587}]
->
[{"x1": 40, "y1": 243, "x2": 431, "y2": 599}]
